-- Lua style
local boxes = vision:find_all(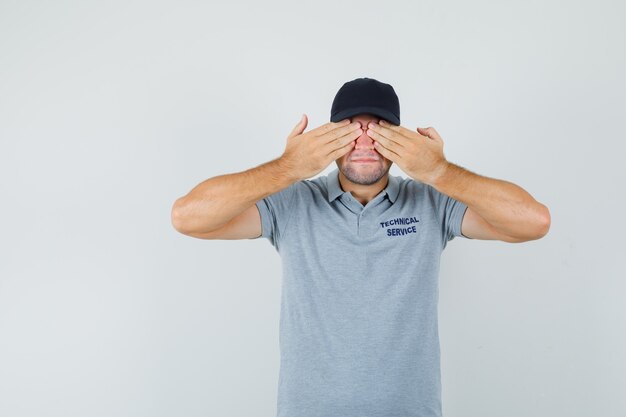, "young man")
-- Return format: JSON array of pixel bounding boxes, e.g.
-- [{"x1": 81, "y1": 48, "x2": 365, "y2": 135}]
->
[{"x1": 171, "y1": 77, "x2": 551, "y2": 417}]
